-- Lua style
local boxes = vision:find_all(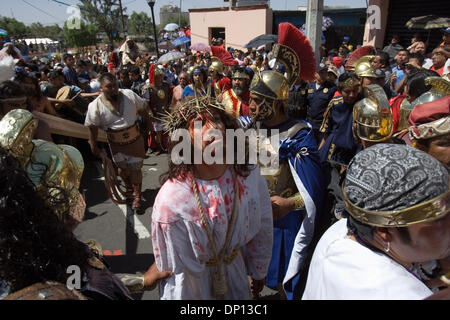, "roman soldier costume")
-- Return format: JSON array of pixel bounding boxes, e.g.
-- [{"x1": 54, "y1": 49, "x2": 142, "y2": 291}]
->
[
  {"x1": 395, "y1": 76, "x2": 450, "y2": 141},
  {"x1": 142, "y1": 64, "x2": 172, "y2": 152},
  {"x1": 353, "y1": 84, "x2": 394, "y2": 143},
  {"x1": 210, "y1": 46, "x2": 236, "y2": 97},
  {"x1": 220, "y1": 67, "x2": 251, "y2": 118},
  {"x1": 244, "y1": 23, "x2": 324, "y2": 299},
  {"x1": 209, "y1": 56, "x2": 231, "y2": 97},
  {"x1": 0, "y1": 109, "x2": 86, "y2": 227}
]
